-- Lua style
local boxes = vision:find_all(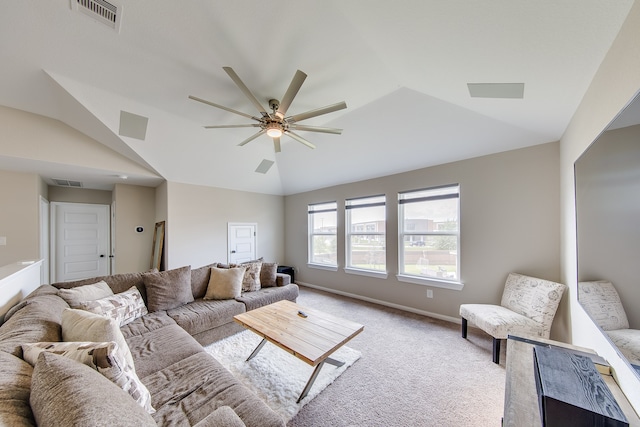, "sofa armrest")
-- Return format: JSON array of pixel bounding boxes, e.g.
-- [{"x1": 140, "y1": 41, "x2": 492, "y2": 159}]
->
[
  {"x1": 193, "y1": 406, "x2": 246, "y2": 427},
  {"x1": 275, "y1": 273, "x2": 291, "y2": 286}
]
